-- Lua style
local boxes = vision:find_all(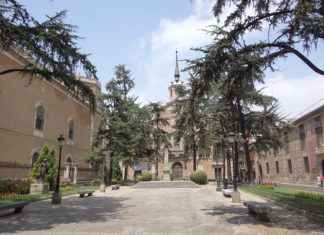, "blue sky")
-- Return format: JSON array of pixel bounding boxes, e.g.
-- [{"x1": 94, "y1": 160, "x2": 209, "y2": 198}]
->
[{"x1": 21, "y1": 0, "x2": 324, "y2": 118}]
